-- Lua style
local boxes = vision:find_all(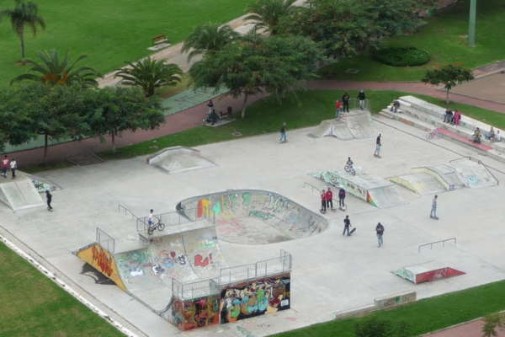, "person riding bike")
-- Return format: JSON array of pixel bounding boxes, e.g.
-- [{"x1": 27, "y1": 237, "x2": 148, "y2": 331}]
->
[{"x1": 344, "y1": 157, "x2": 355, "y2": 175}]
